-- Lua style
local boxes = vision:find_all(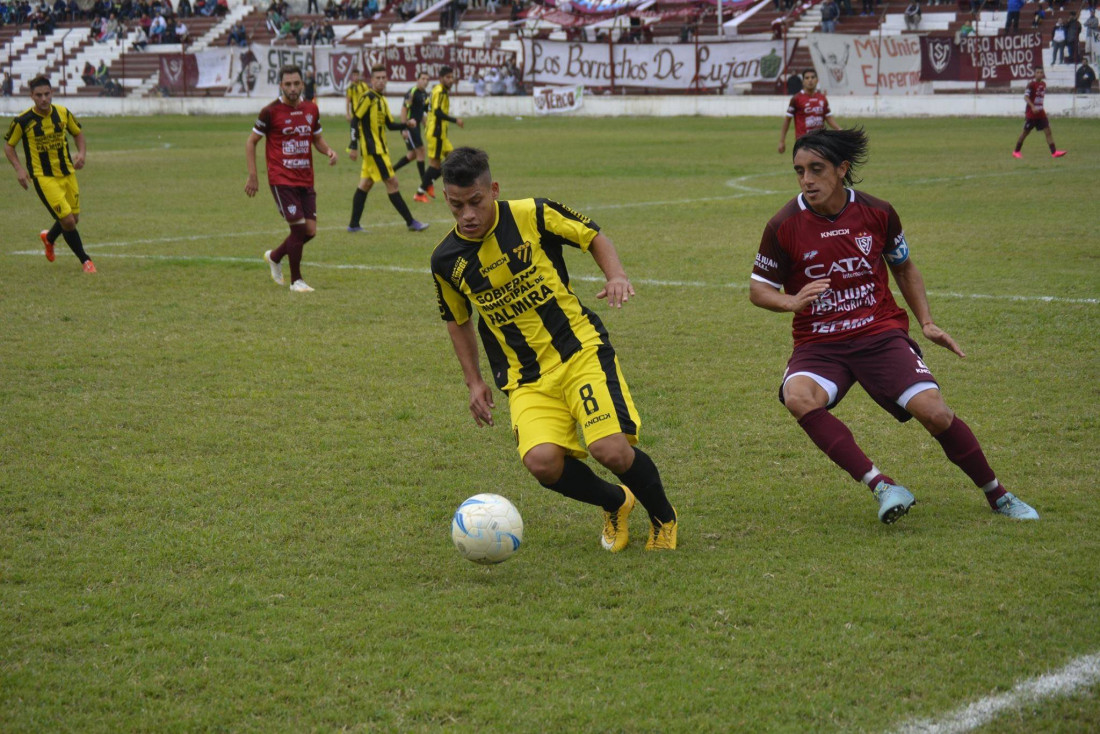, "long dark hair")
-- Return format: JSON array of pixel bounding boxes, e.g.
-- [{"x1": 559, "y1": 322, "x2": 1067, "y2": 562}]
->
[{"x1": 792, "y1": 128, "x2": 869, "y2": 186}]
